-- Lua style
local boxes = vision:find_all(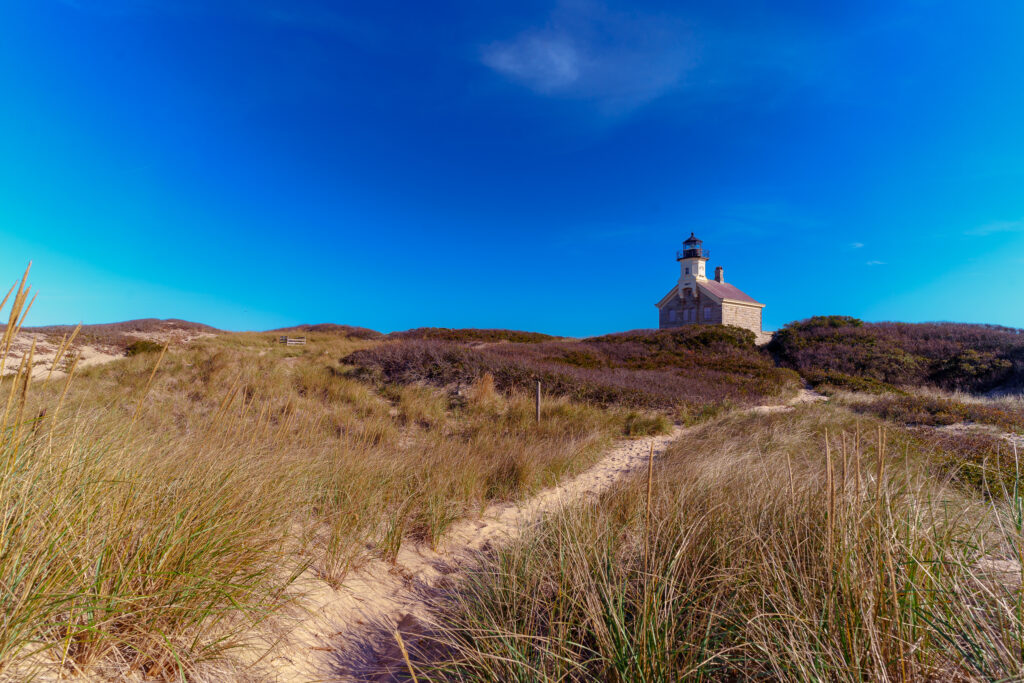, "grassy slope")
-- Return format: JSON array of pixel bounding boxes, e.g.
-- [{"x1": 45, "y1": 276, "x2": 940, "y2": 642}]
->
[
  {"x1": 0, "y1": 328, "x2": 631, "y2": 679},
  {"x1": 432, "y1": 403, "x2": 1024, "y2": 681}
]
